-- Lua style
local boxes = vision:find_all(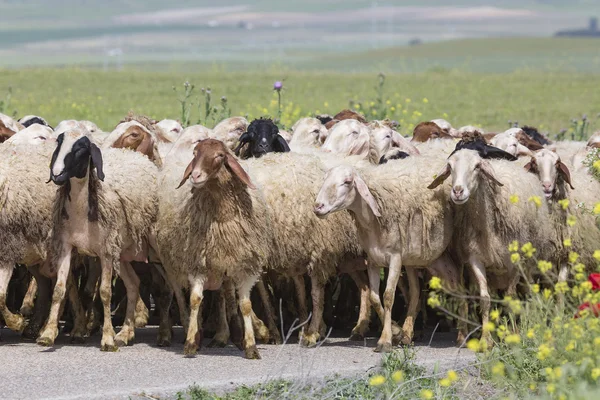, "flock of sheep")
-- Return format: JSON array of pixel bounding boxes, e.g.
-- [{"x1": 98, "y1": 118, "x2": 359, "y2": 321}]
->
[{"x1": 0, "y1": 109, "x2": 599, "y2": 359}]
